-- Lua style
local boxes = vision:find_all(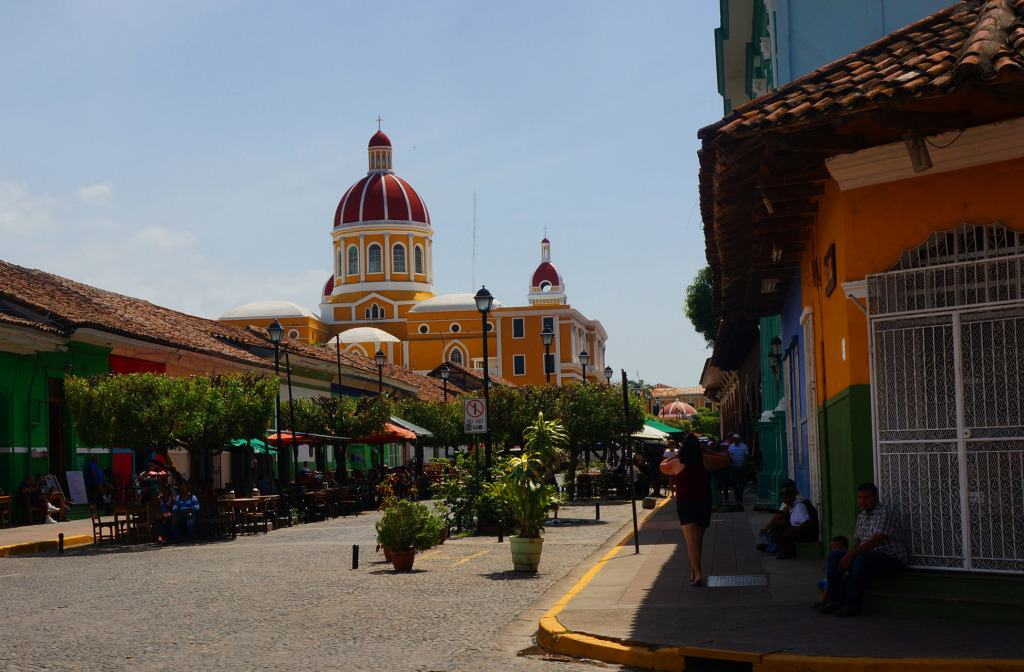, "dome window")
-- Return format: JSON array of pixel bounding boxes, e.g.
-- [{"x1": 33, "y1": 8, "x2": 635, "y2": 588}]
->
[
  {"x1": 414, "y1": 245, "x2": 424, "y2": 274},
  {"x1": 368, "y1": 244, "x2": 383, "y2": 273},
  {"x1": 347, "y1": 245, "x2": 359, "y2": 275},
  {"x1": 539, "y1": 281, "x2": 552, "y2": 292},
  {"x1": 418, "y1": 324, "x2": 429, "y2": 334},
  {"x1": 392, "y1": 244, "x2": 407, "y2": 273}
]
